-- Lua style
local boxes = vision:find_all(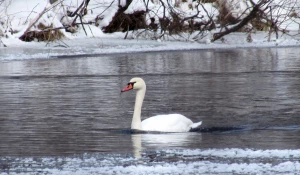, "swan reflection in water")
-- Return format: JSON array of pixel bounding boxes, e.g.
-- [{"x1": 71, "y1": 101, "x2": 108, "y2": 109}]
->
[{"x1": 131, "y1": 132, "x2": 202, "y2": 158}]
